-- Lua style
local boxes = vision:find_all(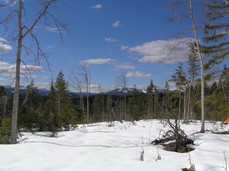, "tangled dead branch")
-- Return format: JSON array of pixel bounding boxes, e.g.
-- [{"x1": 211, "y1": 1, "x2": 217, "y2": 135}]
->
[{"x1": 152, "y1": 118, "x2": 194, "y2": 153}]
